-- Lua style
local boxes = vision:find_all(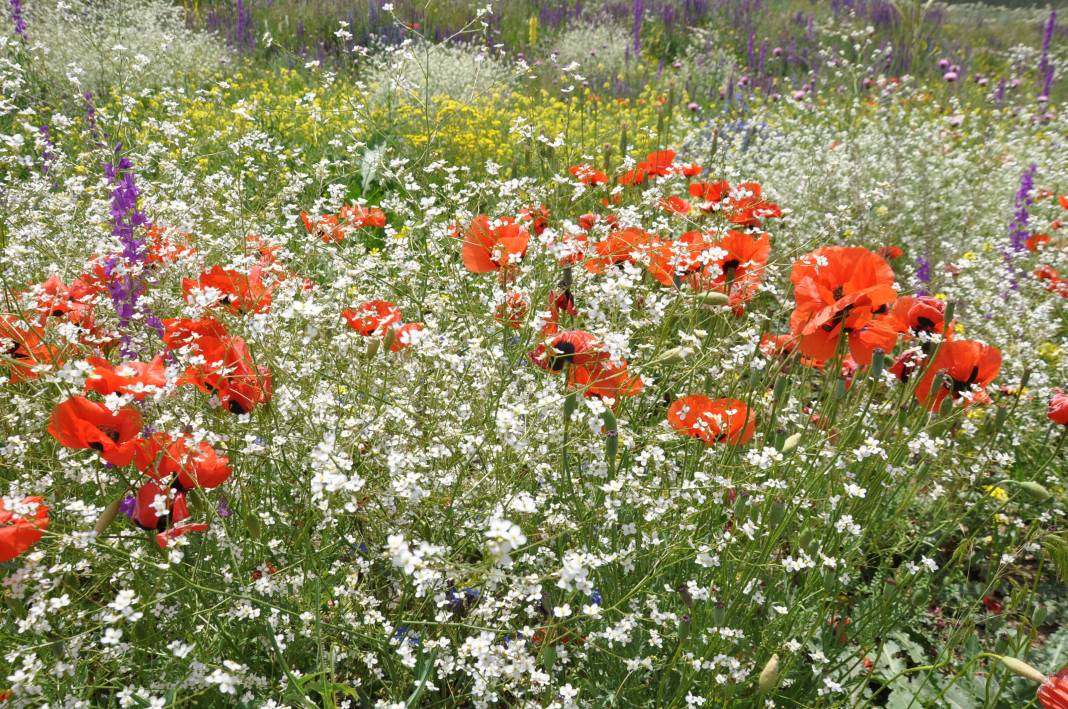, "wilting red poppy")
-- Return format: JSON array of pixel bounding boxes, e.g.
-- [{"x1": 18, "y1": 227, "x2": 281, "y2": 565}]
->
[
  {"x1": 155, "y1": 522, "x2": 210, "y2": 548},
  {"x1": 877, "y1": 245, "x2": 904, "y2": 260},
  {"x1": 1048, "y1": 389, "x2": 1068, "y2": 426},
  {"x1": 914, "y1": 339, "x2": 1002, "y2": 410},
  {"x1": 667, "y1": 395, "x2": 755, "y2": 445},
  {"x1": 461, "y1": 215, "x2": 530, "y2": 274},
  {"x1": 789, "y1": 246, "x2": 898, "y2": 365},
  {"x1": 569, "y1": 164, "x2": 608, "y2": 186},
  {"x1": 136, "y1": 433, "x2": 232, "y2": 490},
  {"x1": 0, "y1": 315, "x2": 60, "y2": 382},
  {"x1": 585, "y1": 228, "x2": 656, "y2": 274},
  {"x1": 519, "y1": 204, "x2": 550, "y2": 236},
  {"x1": 182, "y1": 265, "x2": 272, "y2": 314},
  {"x1": 540, "y1": 289, "x2": 577, "y2": 336},
  {"x1": 548, "y1": 231, "x2": 588, "y2": 267},
  {"x1": 342, "y1": 300, "x2": 403, "y2": 336},
  {"x1": 48, "y1": 396, "x2": 143, "y2": 466},
  {"x1": 0, "y1": 496, "x2": 48, "y2": 563},
  {"x1": 340, "y1": 204, "x2": 387, "y2": 229},
  {"x1": 181, "y1": 336, "x2": 272, "y2": 414},
  {"x1": 495, "y1": 291, "x2": 529, "y2": 330},
  {"x1": 1038, "y1": 668, "x2": 1068, "y2": 709},
  {"x1": 85, "y1": 356, "x2": 166, "y2": 400}
]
